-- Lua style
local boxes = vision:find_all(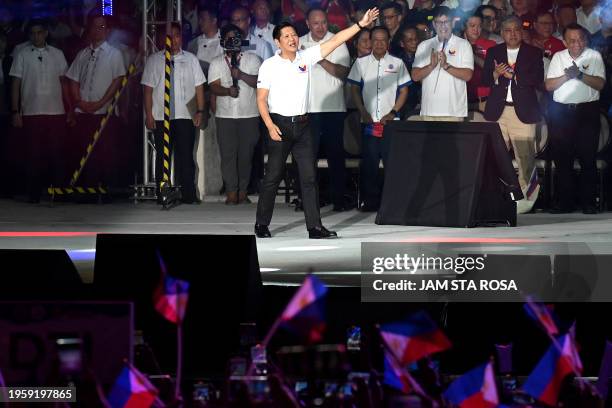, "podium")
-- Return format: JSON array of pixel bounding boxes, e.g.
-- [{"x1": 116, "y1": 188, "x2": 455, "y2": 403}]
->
[{"x1": 375, "y1": 121, "x2": 522, "y2": 227}]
